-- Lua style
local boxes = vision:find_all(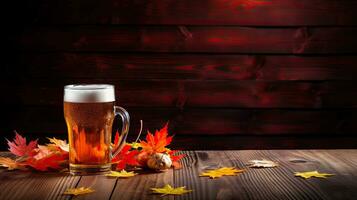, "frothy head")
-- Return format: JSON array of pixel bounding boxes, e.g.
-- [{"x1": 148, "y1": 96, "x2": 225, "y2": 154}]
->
[{"x1": 64, "y1": 84, "x2": 115, "y2": 103}]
